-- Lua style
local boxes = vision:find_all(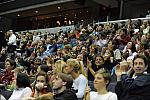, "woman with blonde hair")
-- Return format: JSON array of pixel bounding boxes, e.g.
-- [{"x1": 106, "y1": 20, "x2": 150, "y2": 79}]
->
[
  {"x1": 65, "y1": 59, "x2": 87, "y2": 99},
  {"x1": 76, "y1": 53, "x2": 87, "y2": 77},
  {"x1": 54, "y1": 60, "x2": 67, "y2": 74}
]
